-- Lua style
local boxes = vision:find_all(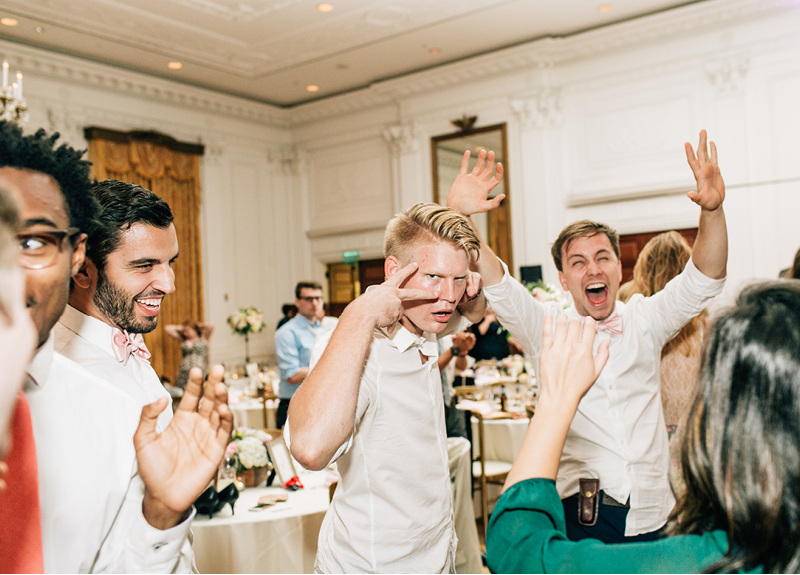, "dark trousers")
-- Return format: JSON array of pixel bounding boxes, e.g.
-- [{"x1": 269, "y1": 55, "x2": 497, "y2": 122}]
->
[
  {"x1": 276, "y1": 398, "x2": 290, "y2": 429},
  {"x1": 562, "y1": 492, "x2": 664, "y2": 544}
]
